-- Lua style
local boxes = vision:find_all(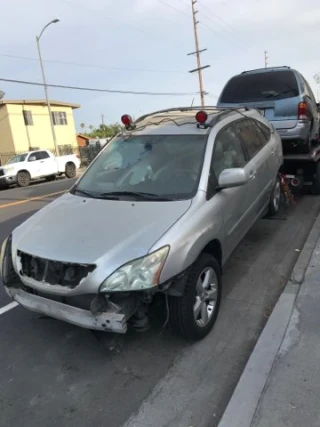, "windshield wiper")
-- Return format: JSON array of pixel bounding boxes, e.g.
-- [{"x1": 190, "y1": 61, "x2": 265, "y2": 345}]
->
[
  {"x1": 264, "y1": 89, "x2": 297, "y2": 99},
  {"x1": 98, "y1": 191, "x2": 175, "y2": 201},
  {"x1": 72, "y1": 188, "x2": 120, "y2": 200}
]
